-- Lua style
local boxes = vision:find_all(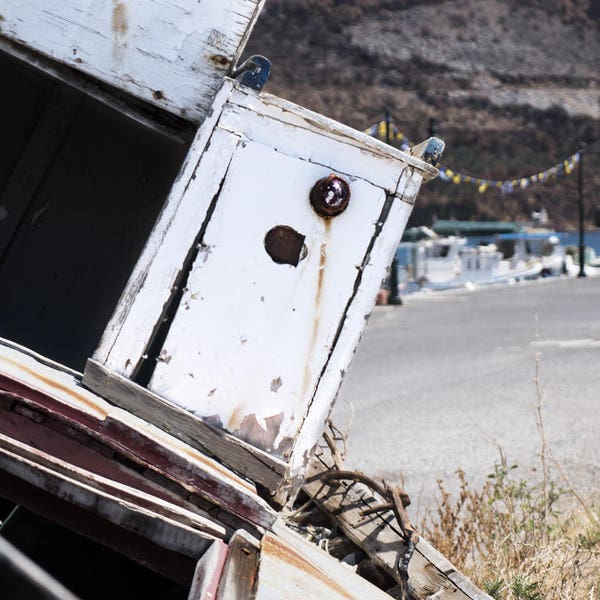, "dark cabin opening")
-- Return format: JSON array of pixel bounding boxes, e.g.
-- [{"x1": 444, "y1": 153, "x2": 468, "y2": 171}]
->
[
  {"x1": 0, "y1": 51, "x2": 189, "y2": 371},
  {"x1": 0, "y1": 503, "x2": 189, "y2": 600}
]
